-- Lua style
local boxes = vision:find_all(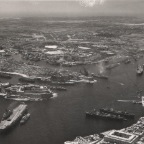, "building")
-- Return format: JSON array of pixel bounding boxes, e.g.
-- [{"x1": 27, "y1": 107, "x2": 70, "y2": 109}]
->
[{"x1": 104, "y1": 130, "x2": 139, "y2": 144}]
